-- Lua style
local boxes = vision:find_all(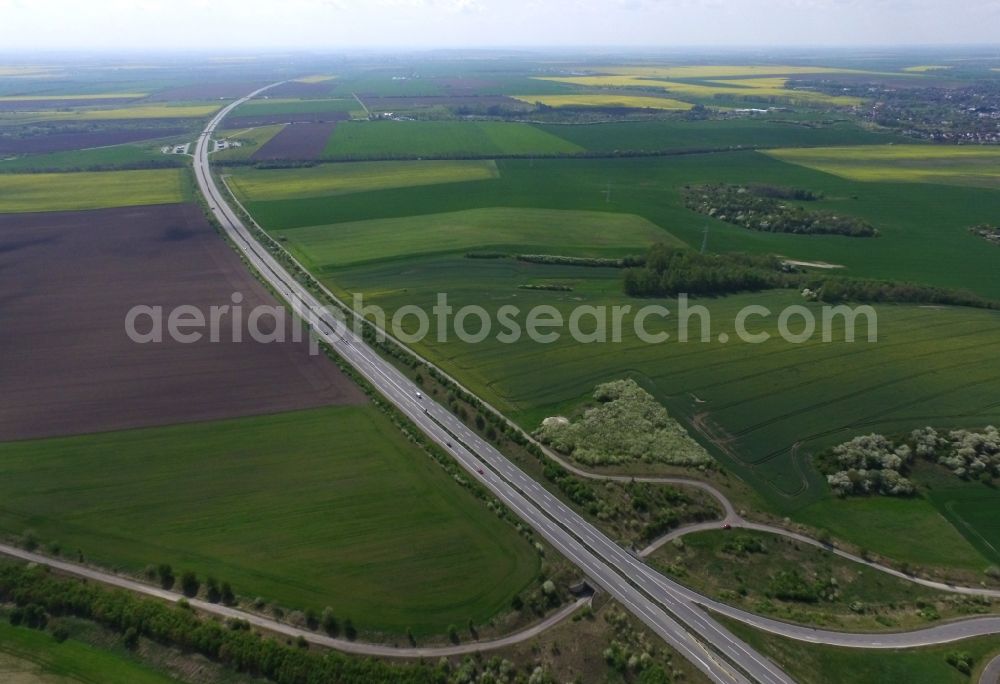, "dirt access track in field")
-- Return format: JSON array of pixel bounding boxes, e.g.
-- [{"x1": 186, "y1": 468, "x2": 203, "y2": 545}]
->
[{"x1": 0, "y1": 202, "x2": 364, "y2": 442}]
